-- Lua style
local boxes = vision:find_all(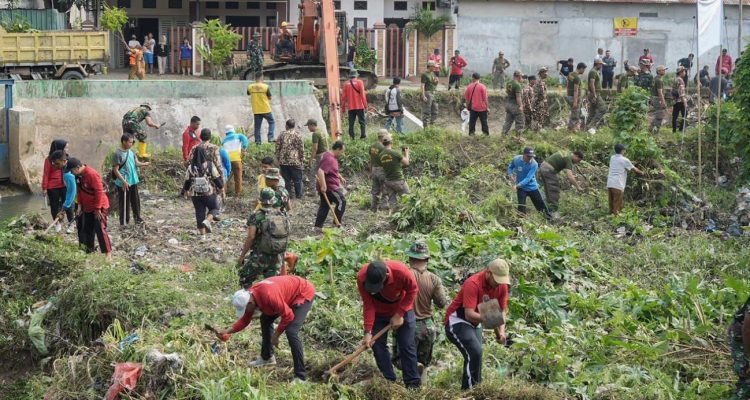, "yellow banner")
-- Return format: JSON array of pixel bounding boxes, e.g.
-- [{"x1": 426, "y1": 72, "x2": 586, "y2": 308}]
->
[{"x1": 614, "y1": 17, "x2": 638, "y2": 36}]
